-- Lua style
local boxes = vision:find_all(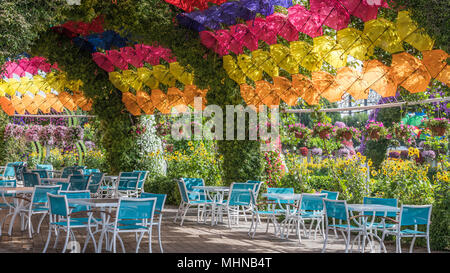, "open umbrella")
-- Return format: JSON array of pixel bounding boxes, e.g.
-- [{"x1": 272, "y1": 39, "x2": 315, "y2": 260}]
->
[
  {"x1": 390, "y1": 52, "x2": 431, "y2": 94},
  {"x1": 288, "y1": 5, "x2": 324, "y2": 38},
  {"x1": 290, "y1": 41, "x2": 323, "y2": 72},
  {"x1": 310, "y1": 0, "x2": 351, "y2": 30},
  {"x1": 273, "y1": 76, "x2": 300, "y2": 106},
  {"x1": 152, "y1": 65, "x2": 177, "y2": 87},
  {"x1": 0, "y1": 97, "x2": 15, "y2": 116},
  {"x1": 237, "y1": 54, "x2": 263, "y2": 82},
  {"x1": 362, "y1": 59, "x2": 396, "y2": 97},
  {"x1": 170, "y1": 62, "x2": 194, "y2": 86},
  {"x1": 335, "y1": 67, "x2": 369, "y2": 100},
  {"x1": 363, "y1": 18, "x2": 404, "y2": 54},
  {"x1": 136, "y1": 90, "x2": 155, "y2": 115},
  {"x1": 107, "y1": 50, "x2": 129, "y2": 71},
  {"x1": 168, "y1": 87, "x2": 188, "y2": 113},
  {"x1": 151, "y1": 89, "x2": 171, "y2": 114},
  {"x1": 223, "y1": 55, "x2": 247, "y2": 85},
  {"x1": 92, "y1": 52, "x2": 115, "y2": 72},
  {"x1": 313, "y1": 35, "x2": 348, "y2": 69},
  {"x1": 312, "y1": 71, "x2": 346, "y2": 102},
  {"x1": 292, "y1": 74, "x2": 321, "y2": 105},
  {"x1": 337, "y1": 27, "x2": 374, "y2": 61},
  {"x1": 265, "y1": 13, "x2": 299, "y2": 42},
  {"x1": 120, "y1": 47, "x2": 144, "y2": 68},
  {"x1": 252, "y1": 49, "x2": 279, "y2": 78},
  {"x1": 396, "y1": 11, "x2": 434, "y2": 52},
  {"x1": 270, "y1": 44, "x2": 300, "y2": 74},
  {"x1": 122, "y1": 92, "x2": 141, "y2": 116}
]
